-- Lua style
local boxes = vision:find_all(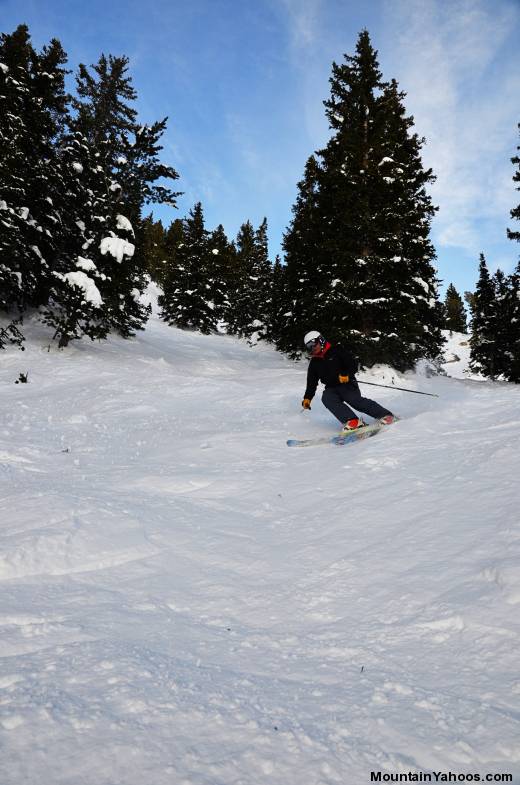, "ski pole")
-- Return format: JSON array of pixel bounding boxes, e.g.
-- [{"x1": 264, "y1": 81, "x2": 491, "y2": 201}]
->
[{"x1": 358, "y1": 380, "x2": 439, "y2": 398}]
